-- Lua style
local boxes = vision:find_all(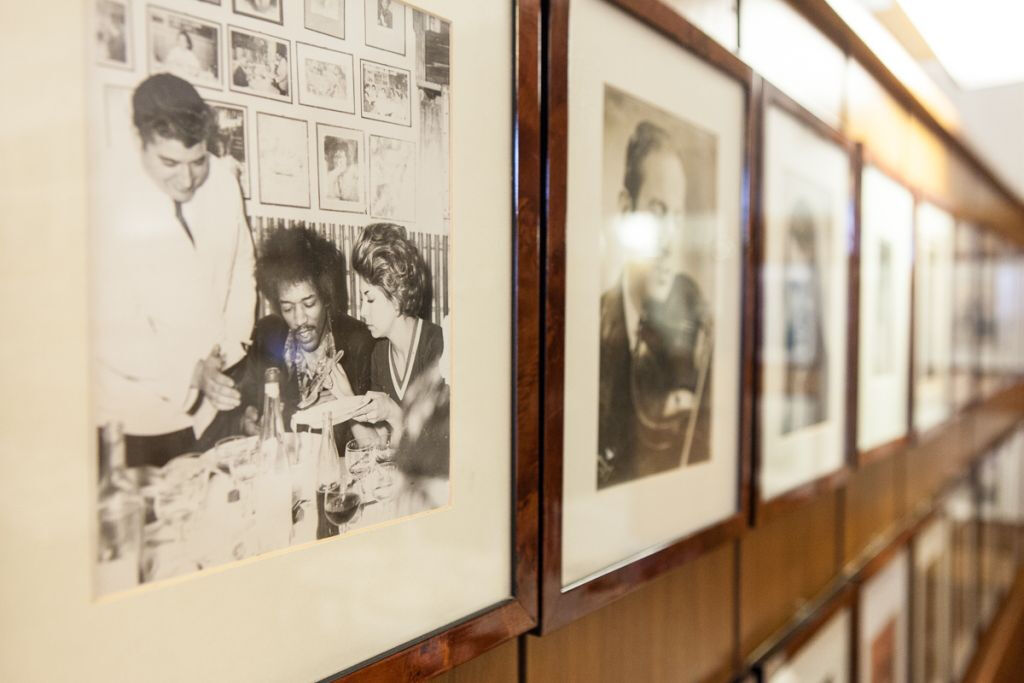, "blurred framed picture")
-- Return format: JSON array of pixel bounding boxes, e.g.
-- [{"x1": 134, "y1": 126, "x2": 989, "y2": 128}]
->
[
  {"x1": 364, "y1": 0, "x2": 406, "y2": 55},
  {"x1": 541, "y1": 0, "x2": 752, "y2": 632},
  {"x1": 945, "y1": 481, "x2": 978, "y2": 680},
  {"x1": 305, "y1": 0, "x2": 346, "y2": 39},
  {"x1": 757, "y1": 586, "x2": 853, "y2": 683},
  {"x1": 147, "y1": 6, "x2": 221, "y2": 89},
  {"x1": 911, "y1": 515, "x2": 952, "y2": 683},
  {"x1": 756, "y1": 82, "x2": 852, "y2": 517},
  {"x1": 857, "y1": 545, "x2": 909, "y2": 683}
]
